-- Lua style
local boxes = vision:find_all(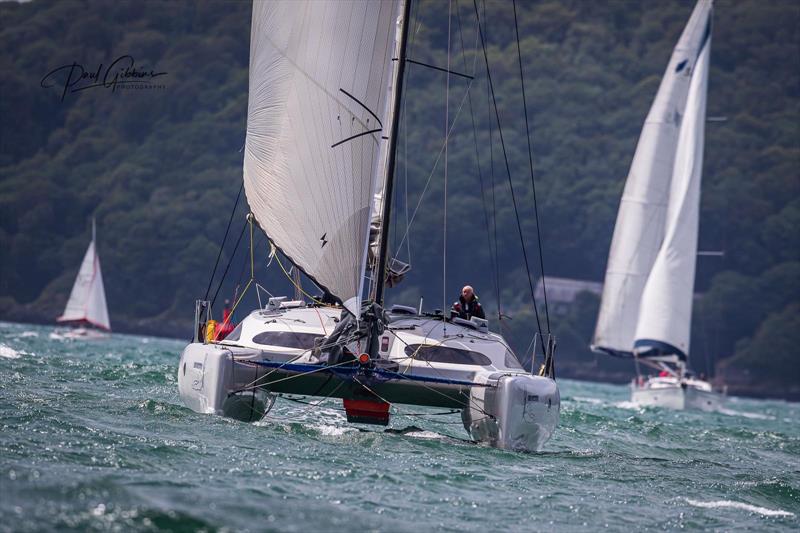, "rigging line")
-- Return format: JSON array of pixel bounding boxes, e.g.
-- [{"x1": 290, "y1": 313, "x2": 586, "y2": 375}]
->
[
  {"x1": 263, "y1": 380, "x2": 347, "y2": 422},
  {"x1": 382, "y1": 327, "x2": 497, "y2": 419},
  {"x1": 351, "y1": 376, "x2": 465, "y2": 440},
  {"x1": 483, "y1": 0, "x2": 502, "y2": 327},
  {"x1": 273, "y1": 248, "x2": 333, "y2": 307},
  {"x1": 512, "y1": 0, "x2": 550, "y2": 334},
  {"x1": 282, "y1": 395, "x2": 346, "y2": 411},
  {"x1": 472, "y1": 0, "x2": 543, "y2": 337},
  {"x1": 405, "y1": 58, "x2": 474, "y2": 80},
  {"x1": 443, "y1": 0, "x2": 452, "y2": 335},
  {"x1": 374, "y1": 0, "x2": 412, "y2": 306},
  {"x1": 454, "y1": 0, "x2": 500, "y2": 323},
  {"x1": 249, "y1": 214, "x2": 255, "y2": 279},
  {"x1": 239, "y1": 357, "x2": 366, "y2": 391},
  {"x1": 401, "y1": 0, "x2": 421, "y2": 267},
  {"x1": 392, "y1": 77, "x2": 475, "y2": 257},
  {"x1": 231, "y1": 331, "x2": 364, "y2": 392},
  {"x1": 232, "y1": 224, "x2": 260, "y2": 302},
  {"x1": 204, "y1": 182, "x2": 244, "y2": 300},
  {"x1": 213, "y1": 278, "x2": 253, "y2": 342},
  {"x1": 210, "y1": 218, "x2": 249, "y2": 310}
]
